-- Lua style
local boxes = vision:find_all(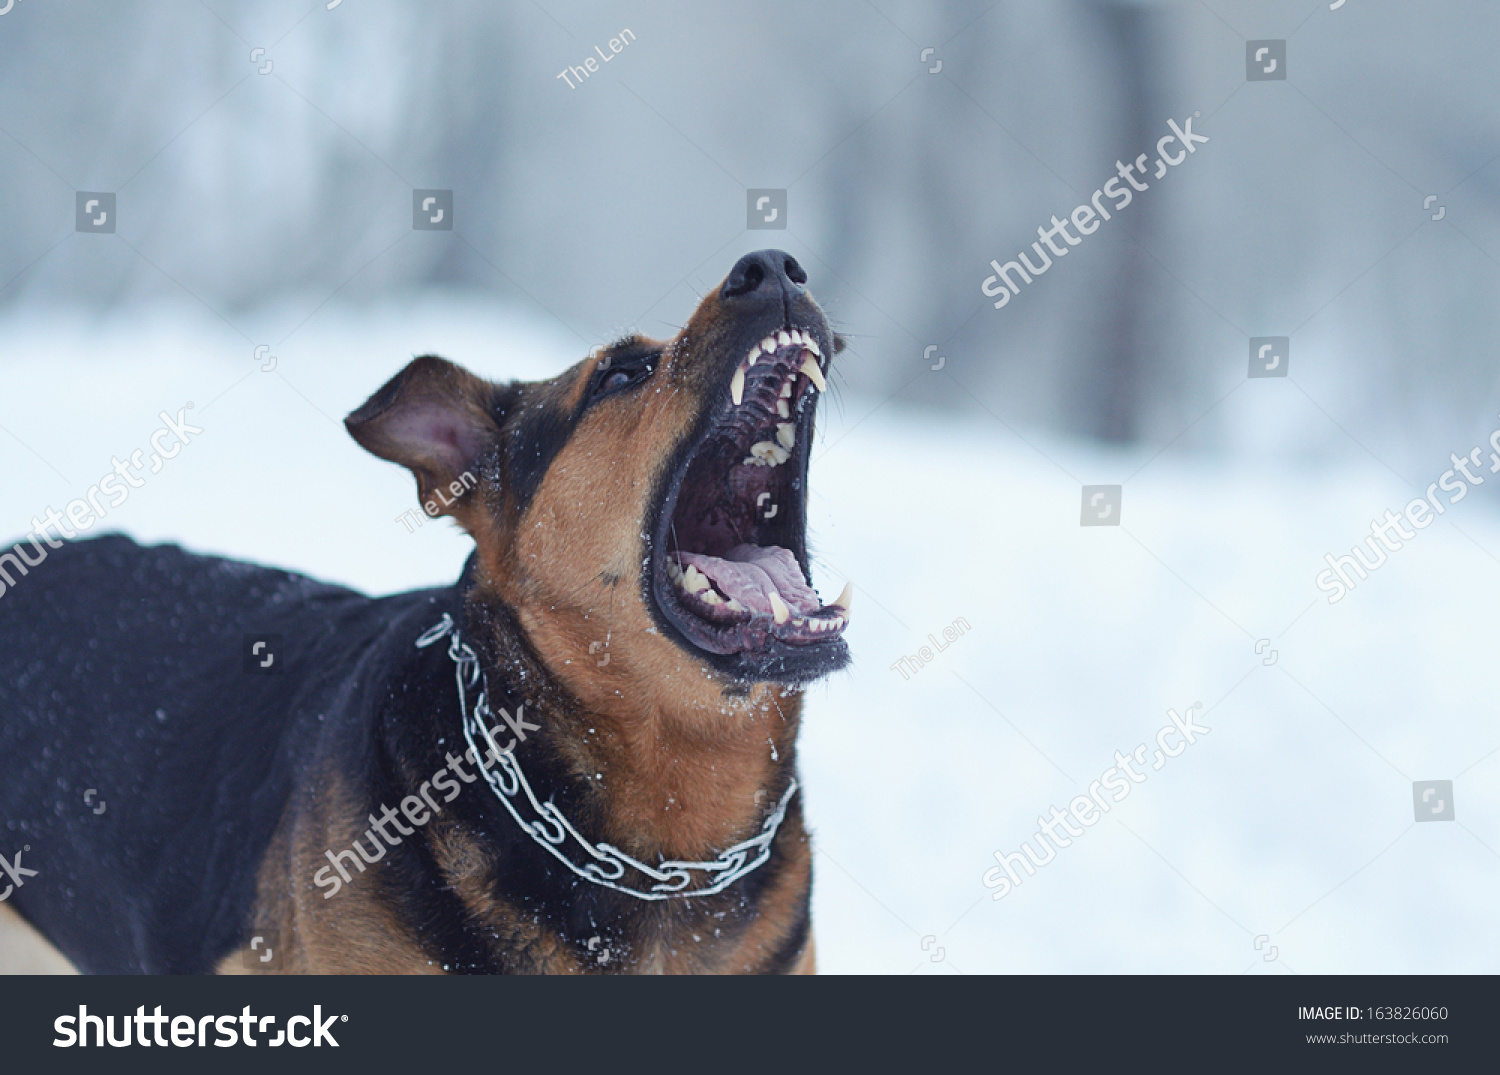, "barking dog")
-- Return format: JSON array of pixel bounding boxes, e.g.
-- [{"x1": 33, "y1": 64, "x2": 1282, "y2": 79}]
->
[{"x1": 0, "y1": 249, "x2": 850, "y2": 974}]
